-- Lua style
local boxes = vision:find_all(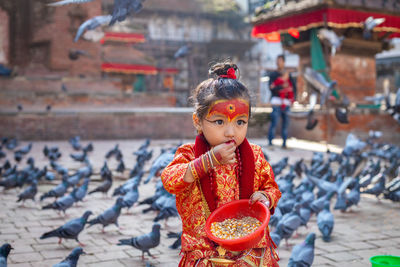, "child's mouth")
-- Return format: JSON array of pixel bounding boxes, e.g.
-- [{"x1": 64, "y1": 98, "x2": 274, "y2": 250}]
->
[{"x1": 225, "y1": 140, "x2": 236, "y2": 145}]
